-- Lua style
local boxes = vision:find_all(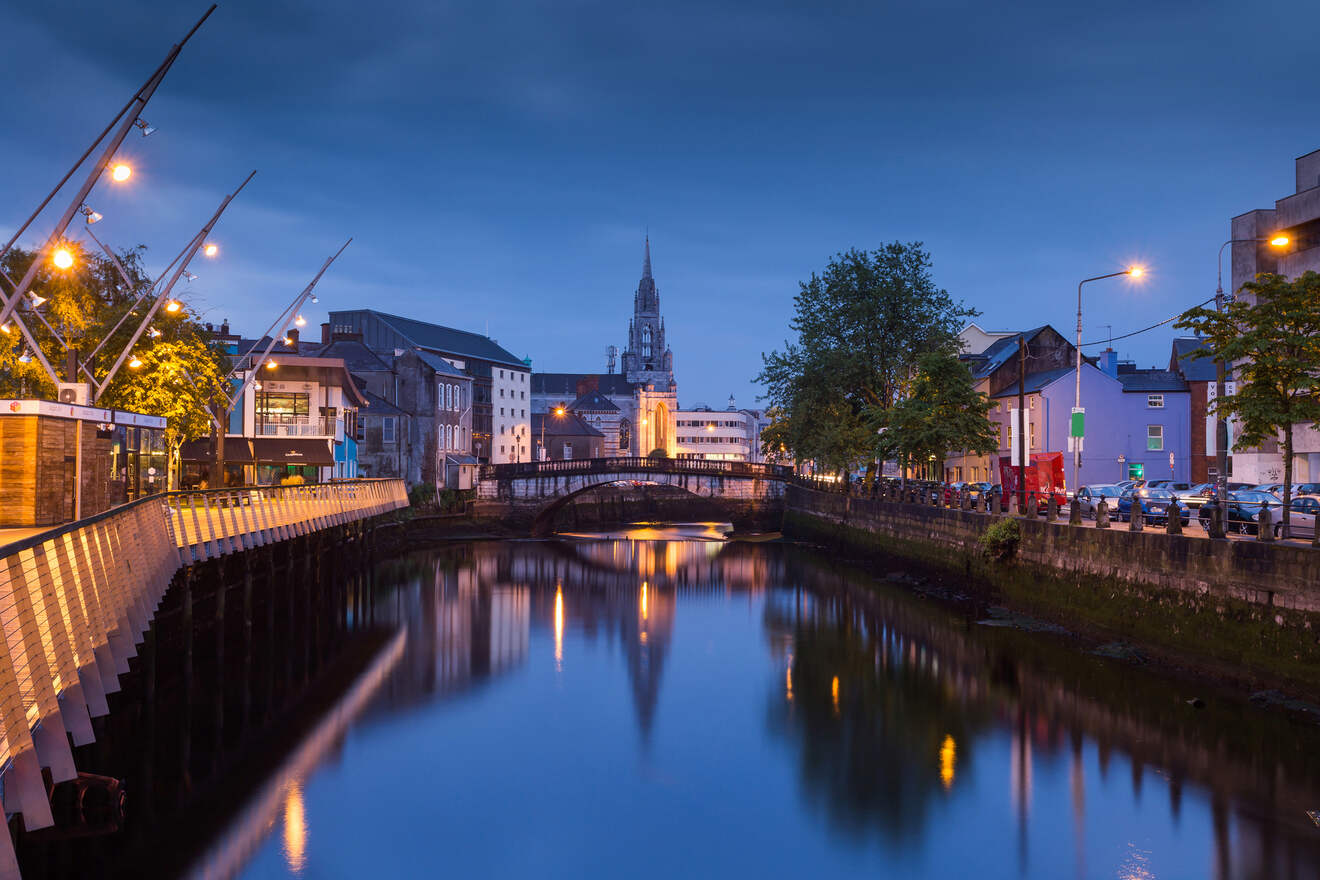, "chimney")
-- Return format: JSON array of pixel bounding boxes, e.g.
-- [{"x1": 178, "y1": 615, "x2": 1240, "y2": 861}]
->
[
  {"x1": 1099, "y1": 348, "x2": 1119, "y2": 378},
  {"x1": 288, "y1": 328, "x2": 300, "y2": 351},
  {"x1": 321, "y1": 322, "x2": 331, "y2": 344},
  {"x1": 220, "y1": 320, "x2": 230, "y2": 336}
]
